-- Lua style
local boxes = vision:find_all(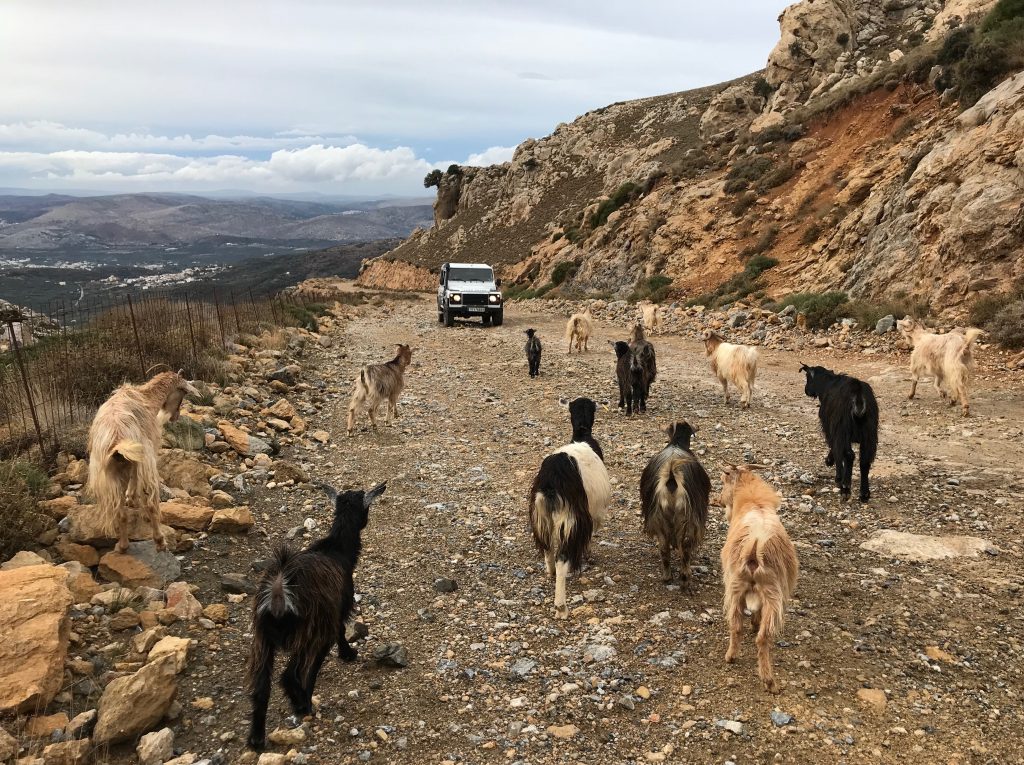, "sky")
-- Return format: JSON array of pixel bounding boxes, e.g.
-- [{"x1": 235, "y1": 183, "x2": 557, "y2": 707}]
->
[{"x1": 0, "y1": 1, "x2": 785, "y2": 198}]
